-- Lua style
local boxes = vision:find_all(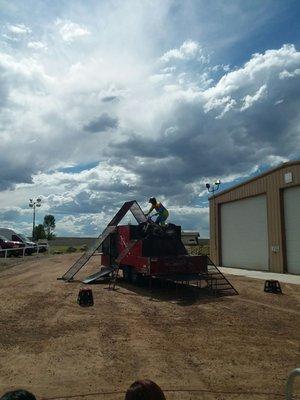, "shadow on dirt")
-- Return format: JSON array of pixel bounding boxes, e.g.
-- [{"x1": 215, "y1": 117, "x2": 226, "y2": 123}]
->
[
  {"x1": 64, "y1": 272, "x2": 236, "y2": 306},
  {"x1": 104, "y1": 277, "x2": 230, "y2": 306}
]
